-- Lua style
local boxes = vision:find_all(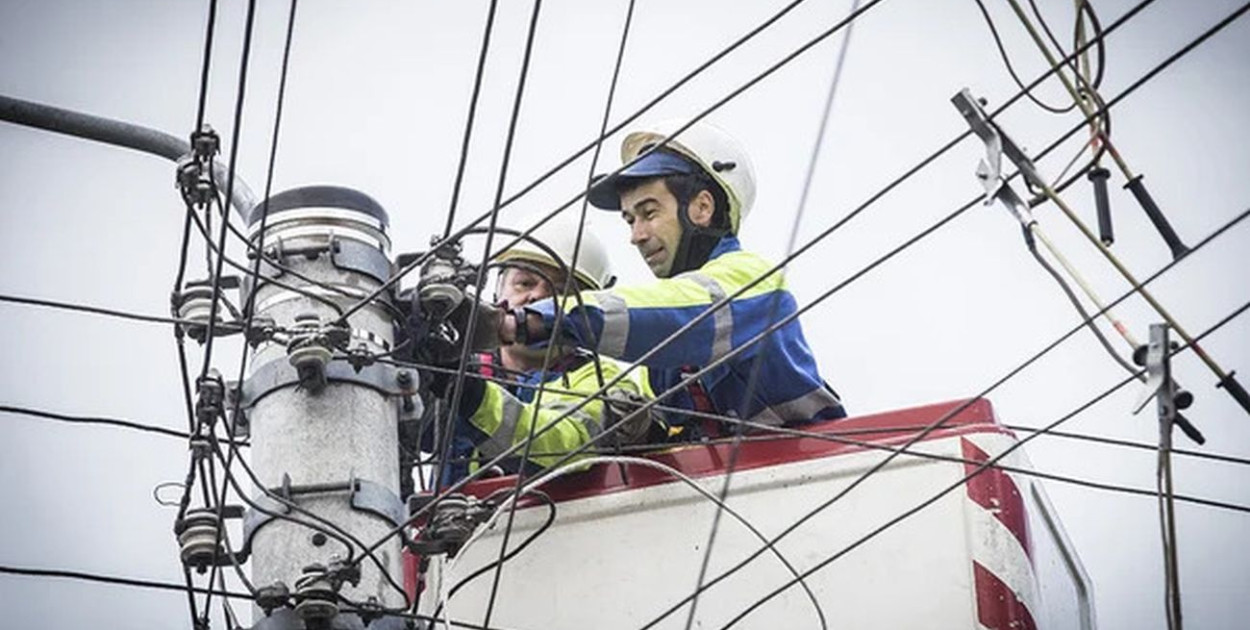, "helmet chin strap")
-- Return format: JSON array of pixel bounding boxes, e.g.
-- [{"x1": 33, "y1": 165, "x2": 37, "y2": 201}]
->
[{"x1": 665, "y1": 201, "x2": 728, "y2": 277}]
